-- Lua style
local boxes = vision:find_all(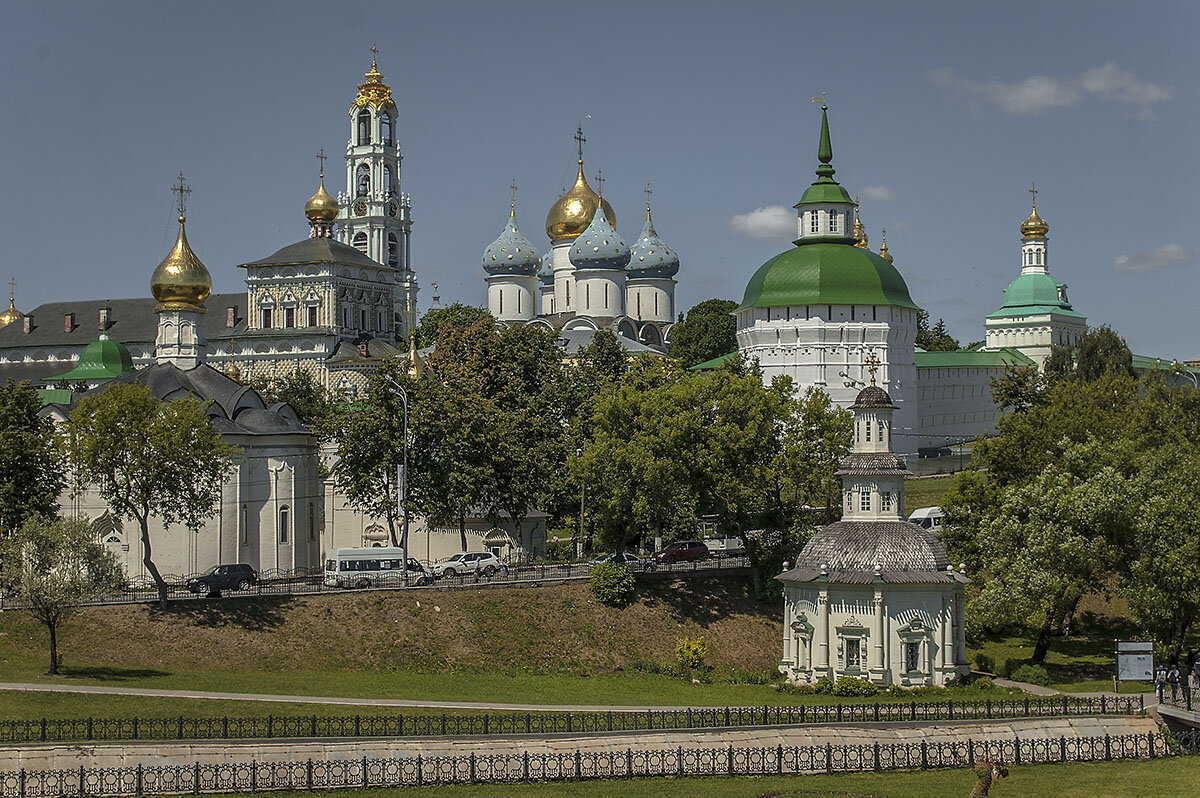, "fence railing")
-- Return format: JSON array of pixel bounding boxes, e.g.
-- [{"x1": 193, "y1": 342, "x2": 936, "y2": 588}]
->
[
  {"x1": 1161, "y1": 688, "x2": 1194, "y2": 712},
  {"x1": 2, "y1": 729, "x2": 1196, "y2": 797},
  {"x1": 0, "y1": 556, "x2": 750, "y2": 610},
  {"x1": 0, "y1": 695, "x2": 1144, "y2": 744}
]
